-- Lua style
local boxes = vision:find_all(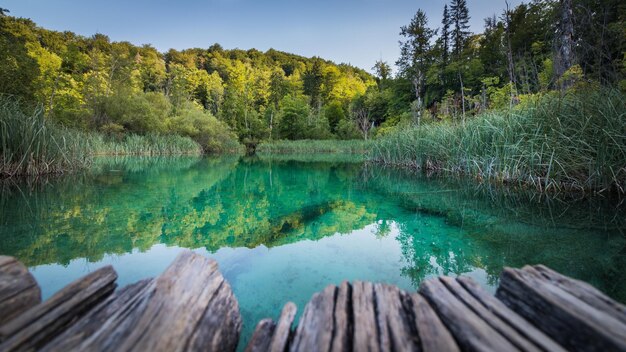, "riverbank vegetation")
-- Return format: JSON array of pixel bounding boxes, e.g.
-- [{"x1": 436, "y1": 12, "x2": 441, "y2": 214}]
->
[
  {"x1": 1, "y1": 0, "x2": 625, "y2": 191},
  {"x1": 371, "y1": 87, "x2": 626, "y2": 193},
  {"x1": 0, "y1": 96, "x2": 202, "y2": 177},
  {"x1": 257, "y1": 140, "x2": 370, "y2": 155}
]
